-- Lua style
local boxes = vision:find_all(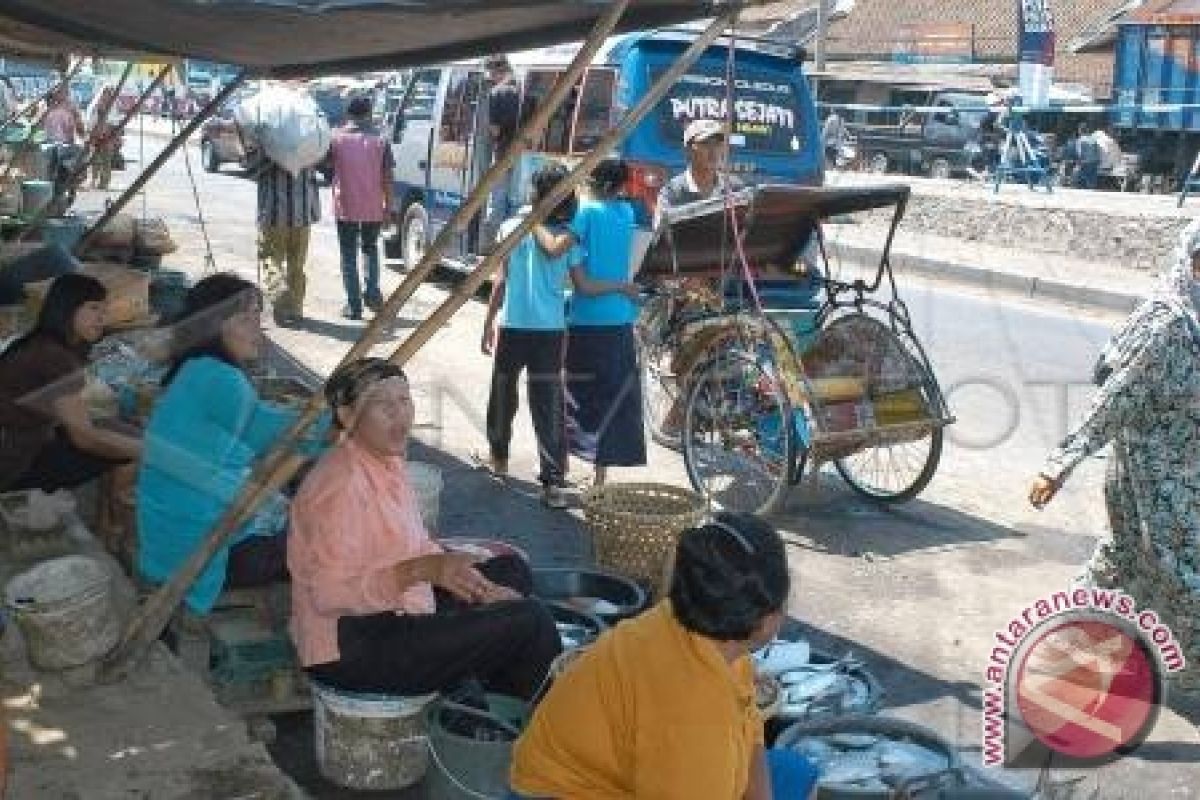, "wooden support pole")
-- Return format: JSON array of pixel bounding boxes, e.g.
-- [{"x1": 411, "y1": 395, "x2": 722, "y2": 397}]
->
[
  {"x1": 98, "y1": 0, "x2": 637, "y2": 682},
  {"x1": 75, "y1": 74, "x2": 246, "y2": 257},
  {"x1": 388, "y1": 9, "x2": 738, "y2": 370}
]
